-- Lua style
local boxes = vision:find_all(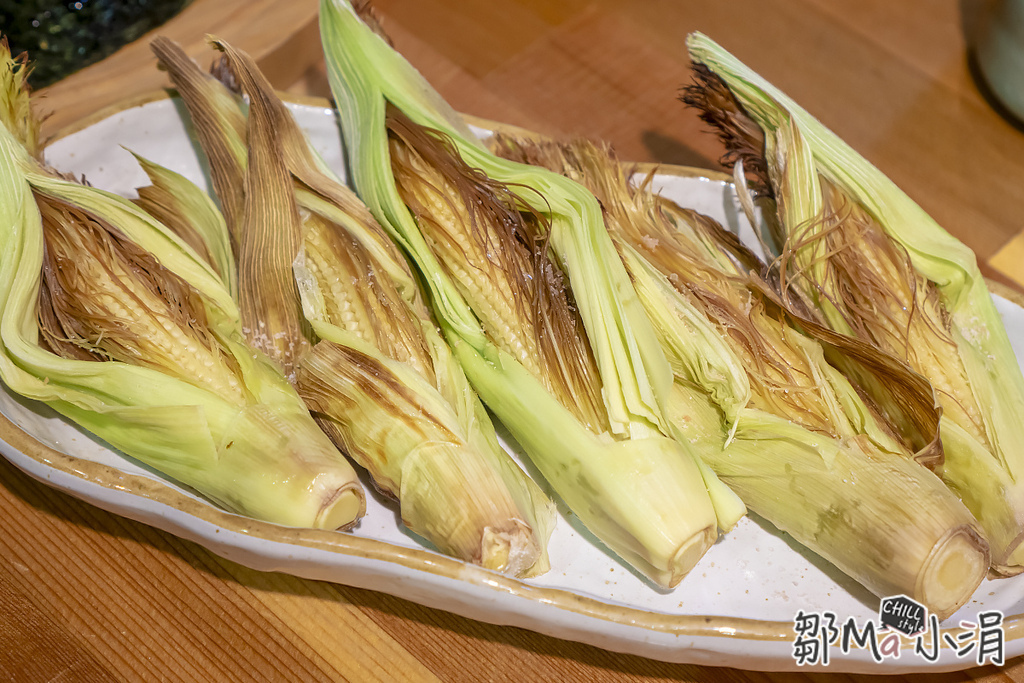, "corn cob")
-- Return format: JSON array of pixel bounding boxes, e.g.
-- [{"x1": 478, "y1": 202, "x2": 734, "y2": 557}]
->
[
  {"x1": 685, "y1": 33, "x2": 1024, "y2": 574},
  {"x1": 153, "y1": 36, "x2": 555, "y2": 576},
  {"x1": 320, "y1": 0, "x2": 746, "y2": 588},
  {"x1": 490, "y1": 135, "x2": 990, "y2": 618},
  {"x1": 0, "y1": 42, "x2": 364, "y2": 528}
]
